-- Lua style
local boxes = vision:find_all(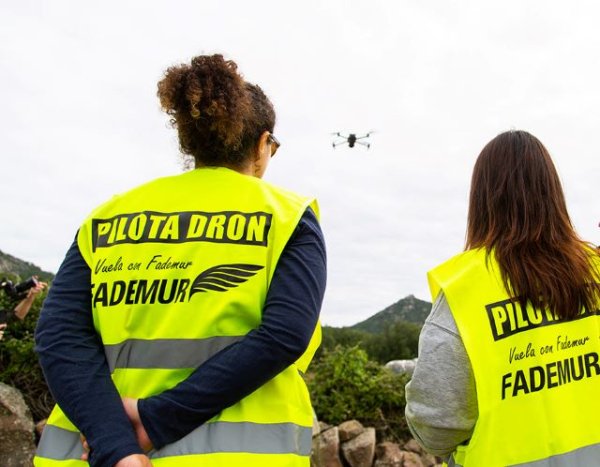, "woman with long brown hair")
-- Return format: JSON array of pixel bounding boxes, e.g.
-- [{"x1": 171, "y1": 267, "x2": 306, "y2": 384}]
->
[{"x1": 405, "y1": 130, "x2": 600, "y2": 466}]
